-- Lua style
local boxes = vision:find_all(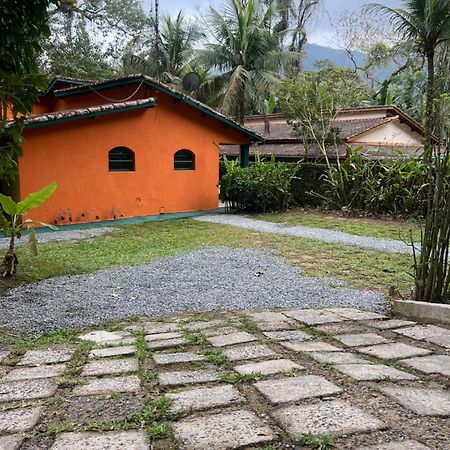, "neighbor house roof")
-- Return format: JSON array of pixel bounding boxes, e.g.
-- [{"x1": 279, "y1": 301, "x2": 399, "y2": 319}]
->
[
  {"x1": 50, "y1": 74, "x2": 264, "y2": 142},
  {"x1": 7, "y1": 98, "x2": 156, "y2": 129},
  {"x1": 221, "y1": 105, "x2": 434, "y2": 159}
]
